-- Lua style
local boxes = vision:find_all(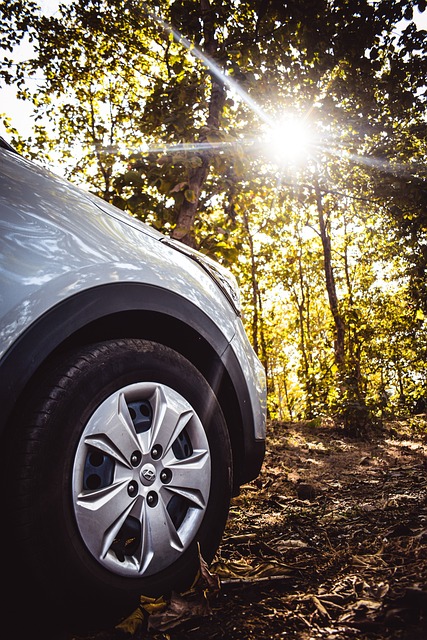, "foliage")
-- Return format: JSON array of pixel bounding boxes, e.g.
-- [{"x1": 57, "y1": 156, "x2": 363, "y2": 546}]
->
[{"x1": 1, "y1": 0, "x2": 427, "y2": 432}]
